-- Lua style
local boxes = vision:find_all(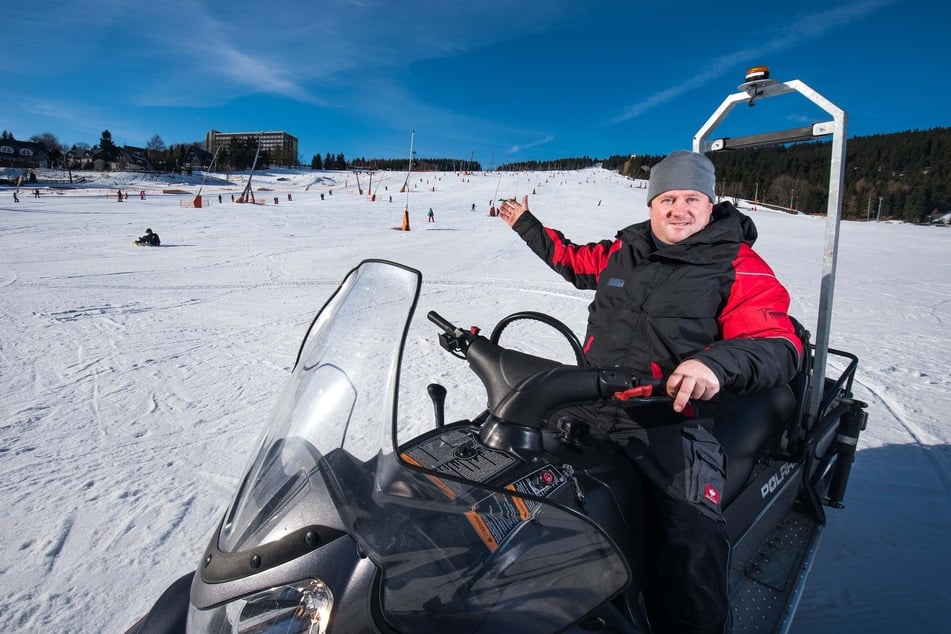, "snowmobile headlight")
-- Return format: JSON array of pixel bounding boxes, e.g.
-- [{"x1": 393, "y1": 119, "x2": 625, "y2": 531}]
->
[{"x1": 188, "y1": 578, "x2": 334, "y2": 633}]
